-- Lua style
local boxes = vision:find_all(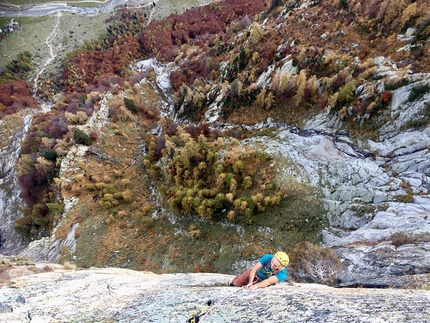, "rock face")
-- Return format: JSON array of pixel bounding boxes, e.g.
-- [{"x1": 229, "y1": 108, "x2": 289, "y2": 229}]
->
[
  {"x1": 0, "y1": 263, "x2": 430, "y2": 323},
  {"x1": 0, "y1": 262, "x2": 429, "y2": 323},
  {"x1": 0, "y1": 112, "x2": 31, "y2": 255},
  {"x1": 277, "y1": 74, "x2": 430, "y2": 287},
  {"x1": 246, "y1": 107, "x2": 430, "y2": 287}
]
